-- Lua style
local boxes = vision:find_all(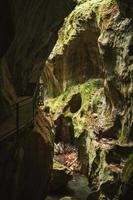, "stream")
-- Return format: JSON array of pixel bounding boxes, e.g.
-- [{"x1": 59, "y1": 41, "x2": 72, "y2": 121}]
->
[{"x1": 46, "y1": 173, "x2": 91, "y2": 200}]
